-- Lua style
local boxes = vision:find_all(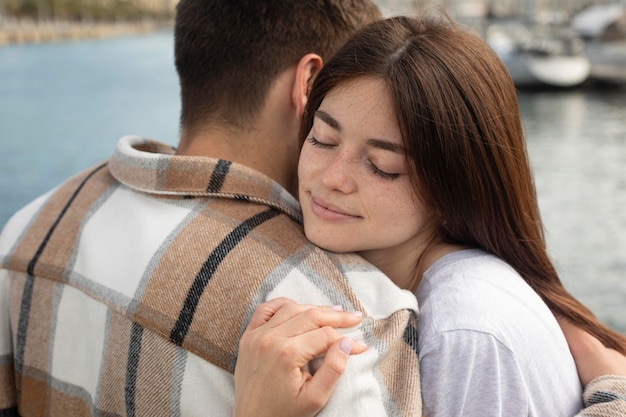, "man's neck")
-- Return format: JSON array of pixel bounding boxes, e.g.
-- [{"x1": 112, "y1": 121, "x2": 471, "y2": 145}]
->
[
  {"x1": 176, "y1": 122, "x2": 298, "y2": 197},
  {"x1": 175, "y1": 66, "x2": 302, "y2": 197}
]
